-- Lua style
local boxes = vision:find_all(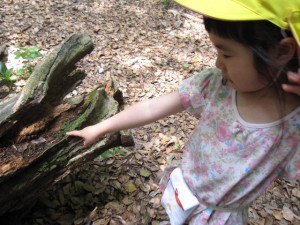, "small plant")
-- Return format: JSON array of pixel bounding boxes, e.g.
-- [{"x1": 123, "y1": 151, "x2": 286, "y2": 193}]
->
[
  {"x1": 182, "y1": 63, "x2": 190, "y2": 69},
  {"x1": 101, "y1": 147, "x2": 126, "y2": 159},
  {"x1": 14, "y1": 46, "x2": 43, "y2": 60},
  {"x1": 13, "y1": 46, "x2": 43, "y2": 77},
  {"x1": 15, "y1": 65, "x2": 34, "y2": 77},
  {"x1": 0, "y1": 61, "x2": 14, "y2": 88},
  {"x1": 174, "y1": 141, "x2": 181, "y2": 149}
]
